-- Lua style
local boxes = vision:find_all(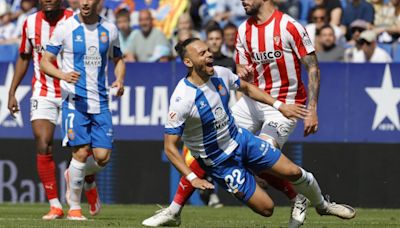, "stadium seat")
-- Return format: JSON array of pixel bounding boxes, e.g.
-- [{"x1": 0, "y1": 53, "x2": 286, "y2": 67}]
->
[
  {"x1": 393, "y1": 44, "x2": 400, "y2": 62},
  {"x1": 377, "y1": 43, "x2": 393, "y2": 56}
]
